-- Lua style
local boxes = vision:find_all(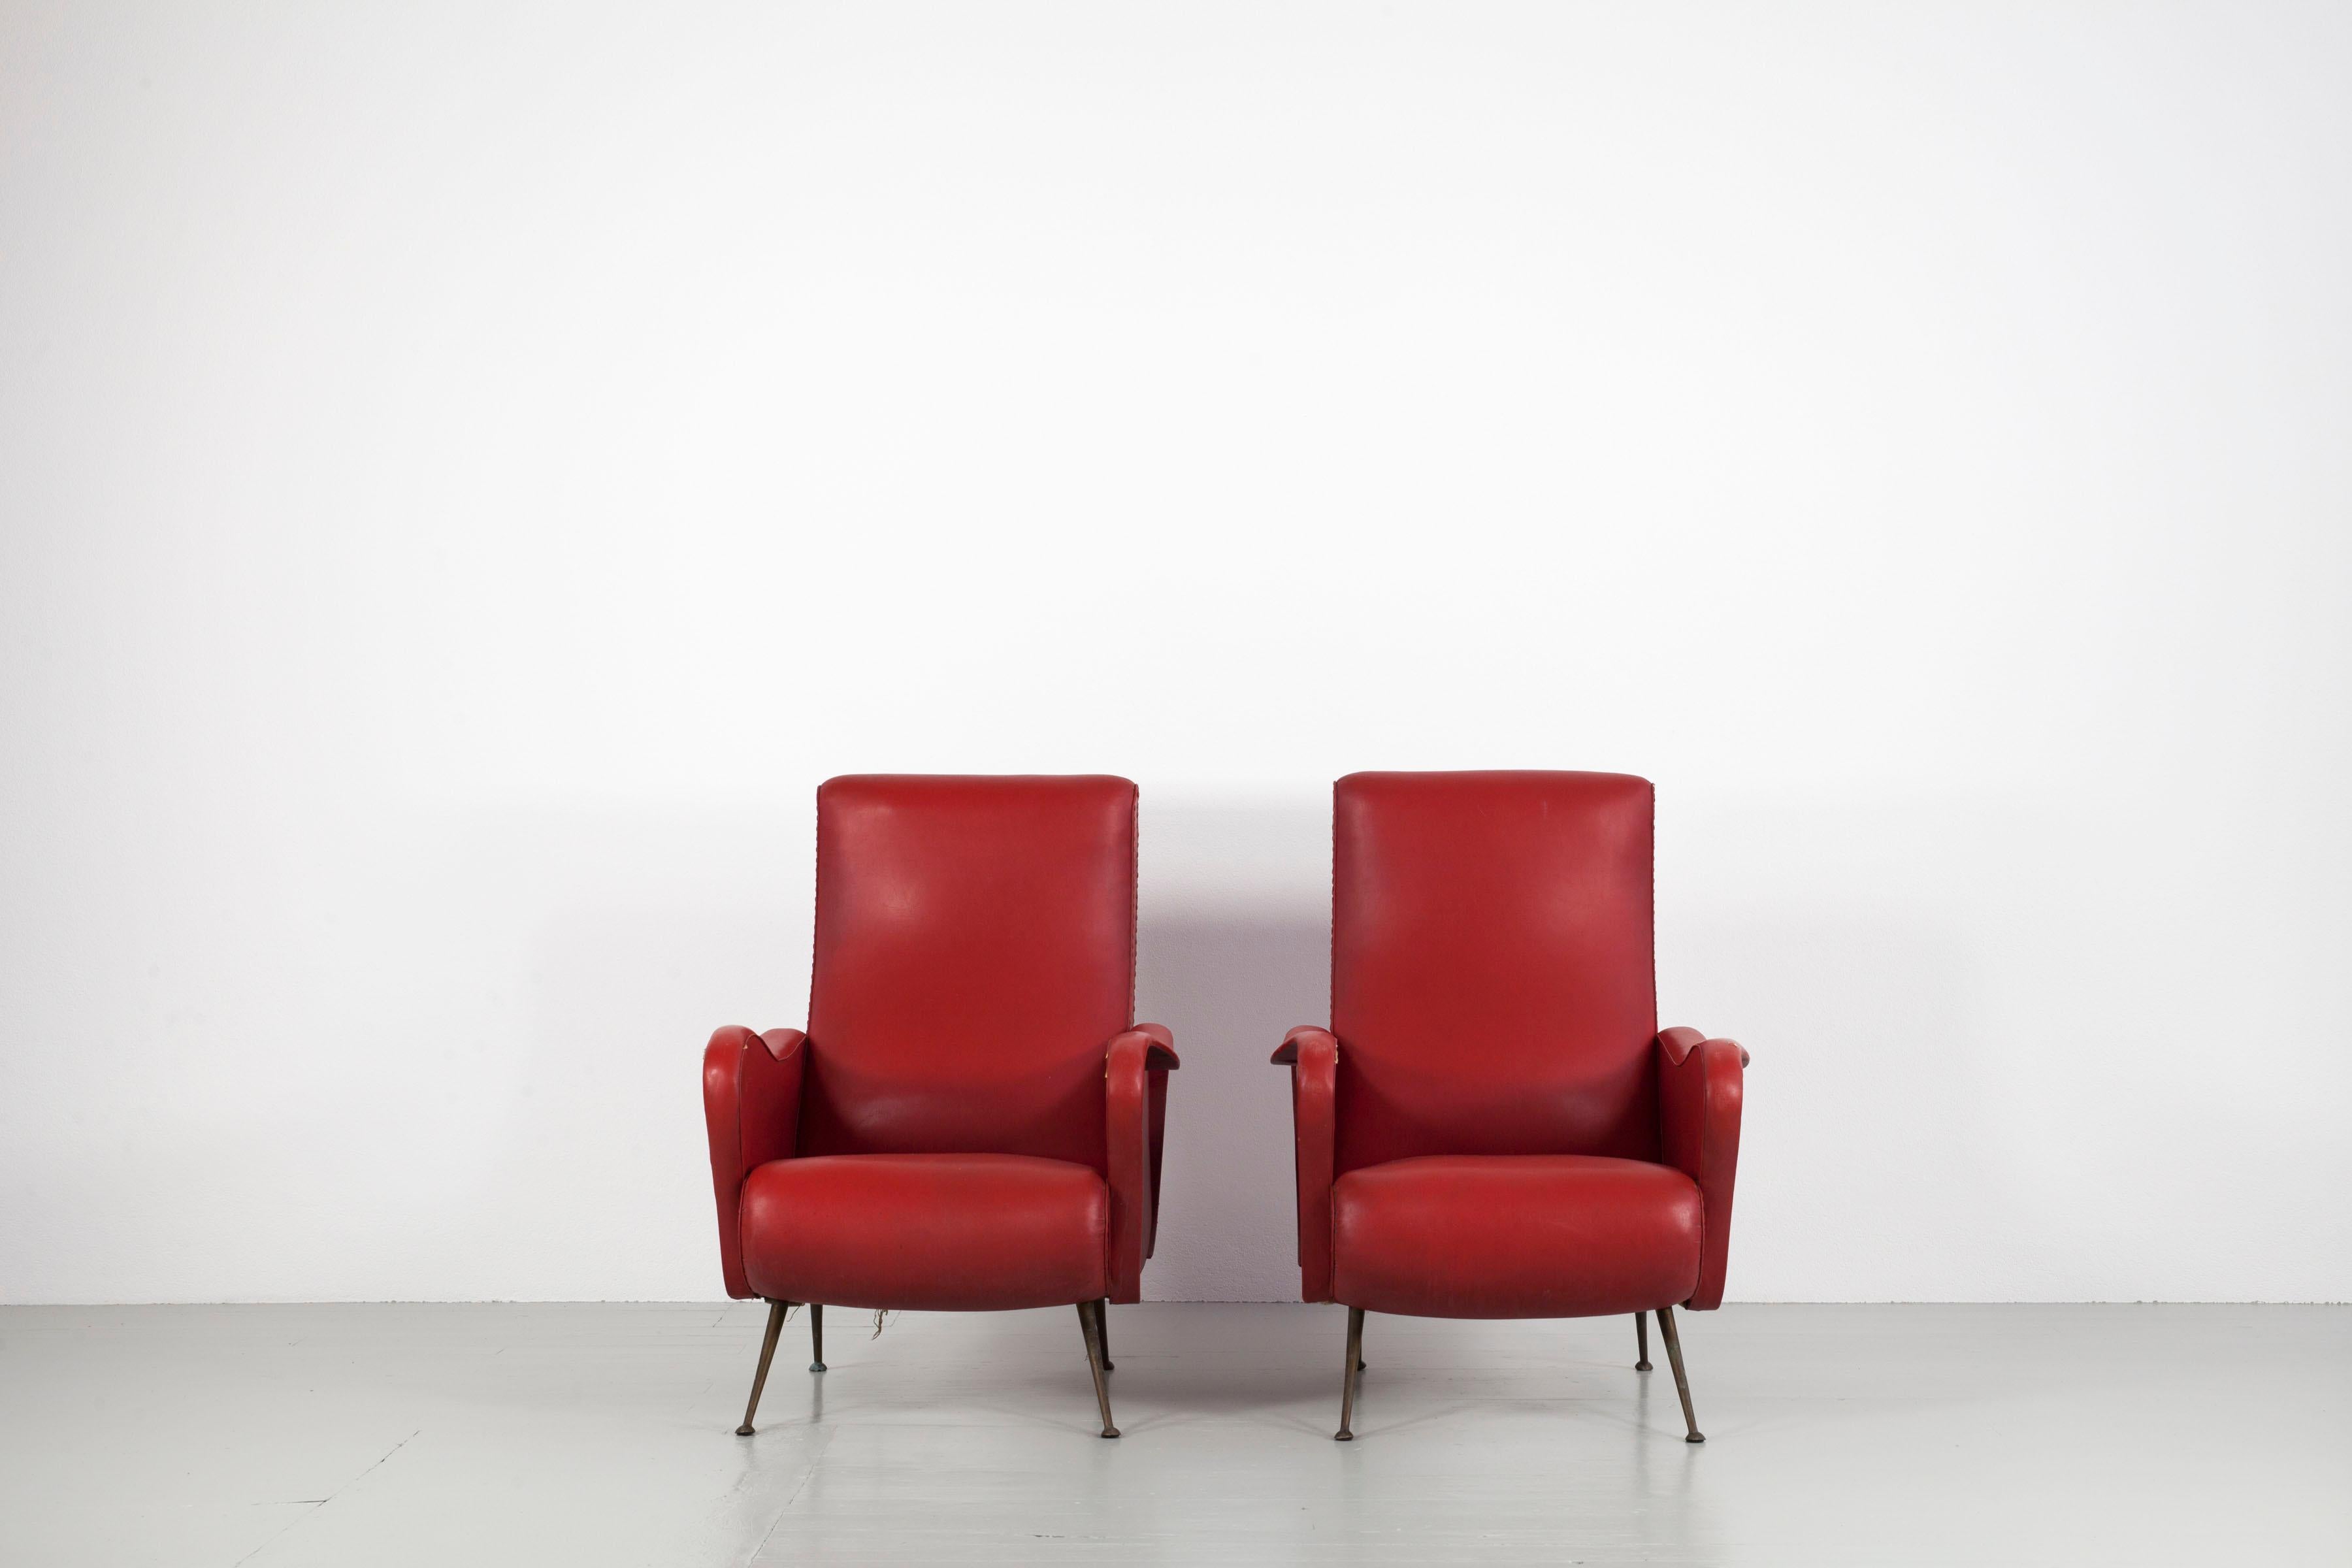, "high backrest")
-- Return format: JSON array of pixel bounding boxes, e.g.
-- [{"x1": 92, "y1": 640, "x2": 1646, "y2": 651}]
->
[
  {"x1": 1331, "y1": 771, "x2": 1658, "y2": 1173},
  {"x1": 800, "y1": 775, "x2": 1137, "y2": 1173}
]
